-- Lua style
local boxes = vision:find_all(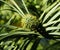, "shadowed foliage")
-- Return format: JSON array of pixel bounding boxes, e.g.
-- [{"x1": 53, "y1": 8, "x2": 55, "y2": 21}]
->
[{"x1": 0, "y1": 0, "x2": 60, "y2": 50}]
